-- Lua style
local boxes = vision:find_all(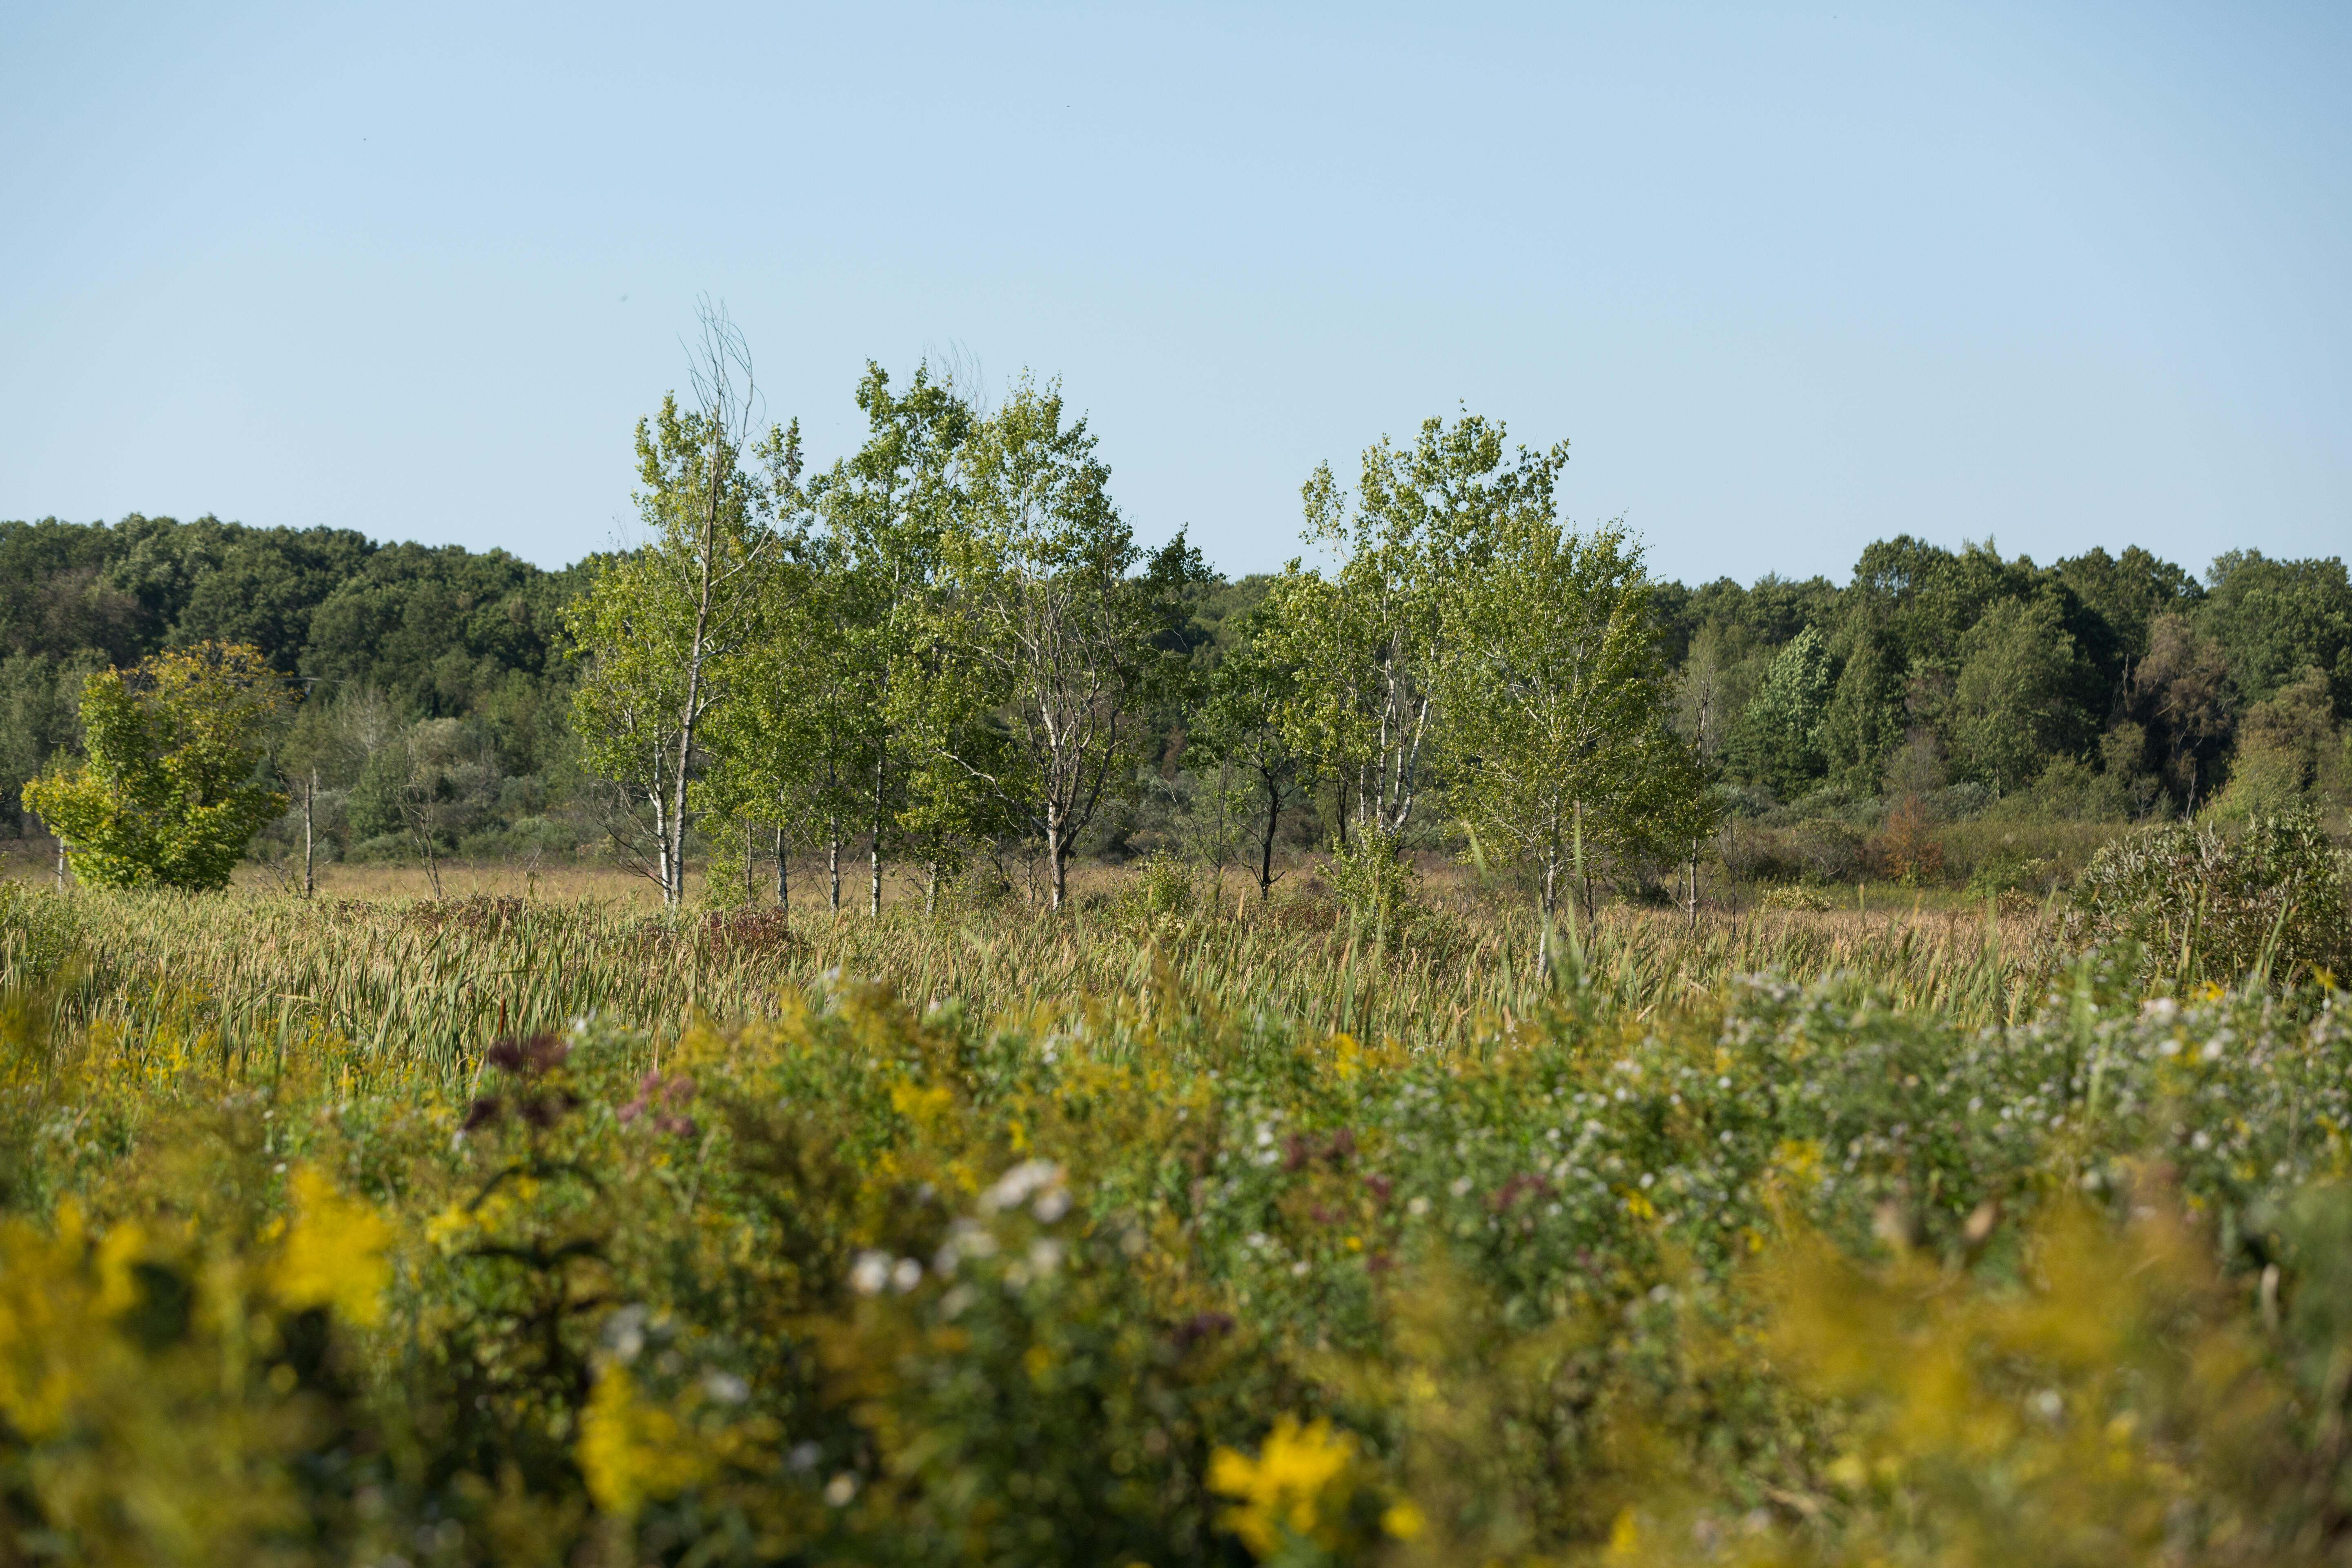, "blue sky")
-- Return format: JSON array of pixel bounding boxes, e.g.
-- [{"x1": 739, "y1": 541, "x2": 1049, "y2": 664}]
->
[{"x1": 2, "y1": 2, "x2": 2346, "y2": 585}]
